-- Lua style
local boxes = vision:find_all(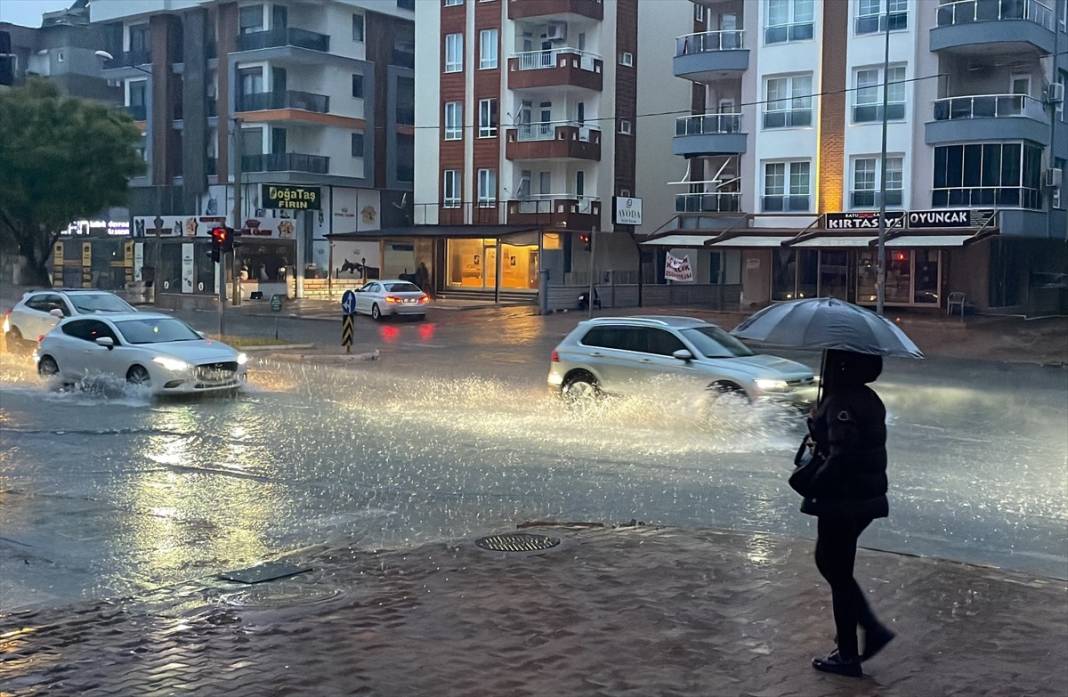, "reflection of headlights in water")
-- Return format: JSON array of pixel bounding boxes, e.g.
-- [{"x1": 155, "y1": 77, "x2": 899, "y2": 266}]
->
[{"x1": 153, "y1": 356, "x2": 189, "y2": 371}]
